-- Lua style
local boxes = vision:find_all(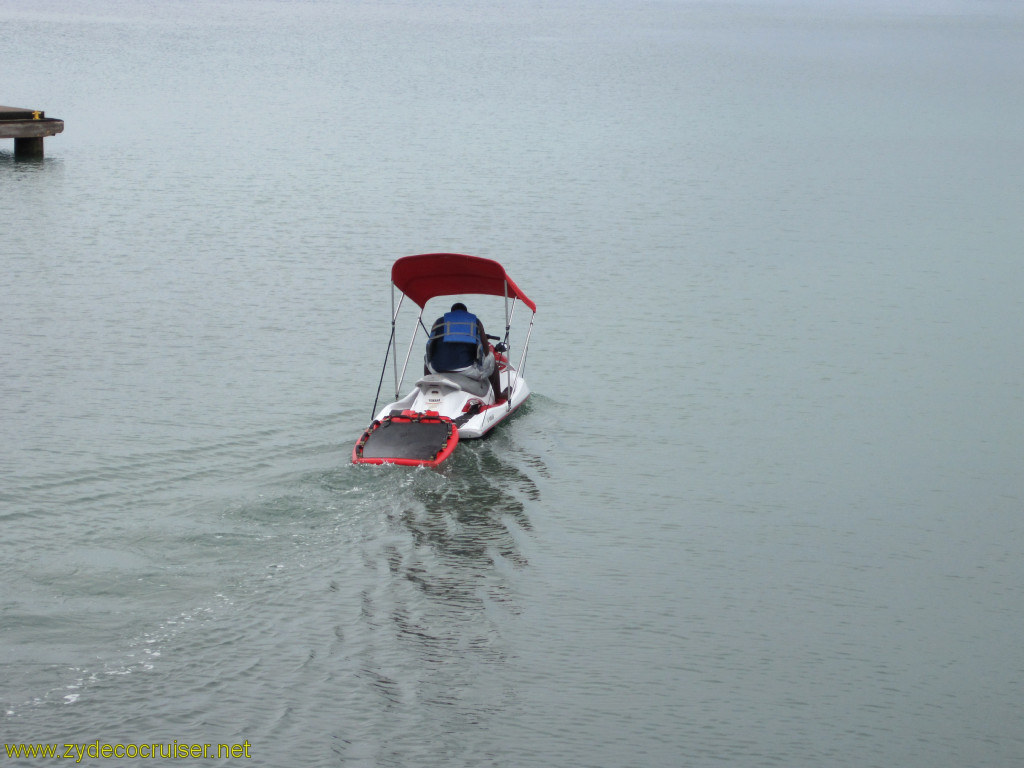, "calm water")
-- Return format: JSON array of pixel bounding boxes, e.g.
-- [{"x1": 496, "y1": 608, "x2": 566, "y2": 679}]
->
[{"x1": 2, "y1": 1, "x2": 1023, "y2": 765}]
